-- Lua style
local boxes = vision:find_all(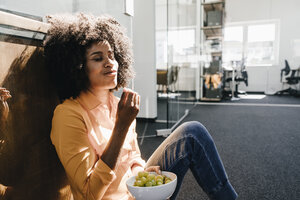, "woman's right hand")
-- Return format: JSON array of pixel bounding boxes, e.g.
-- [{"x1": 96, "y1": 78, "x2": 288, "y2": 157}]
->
[{"x1": 116, "y1": 88, "x2": 140, "y2": 131}]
